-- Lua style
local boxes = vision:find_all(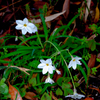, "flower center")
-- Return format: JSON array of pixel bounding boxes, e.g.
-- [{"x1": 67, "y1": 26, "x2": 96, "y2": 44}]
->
[
  {"x1": 73, "y1": 59, "x2": 76, "y2": 61},
  {"x1": 46, "y1": 63, "x2": 49, "y2": 66},
  {"x1": 23, "y1": 24, "x2": 27, "y2": 27}
]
